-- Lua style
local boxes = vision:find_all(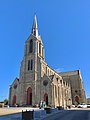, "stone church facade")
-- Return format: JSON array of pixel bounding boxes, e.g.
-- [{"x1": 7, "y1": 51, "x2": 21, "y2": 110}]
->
[{"x1": 9, "y1": 15, "x2": 86, "y2": 107}]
